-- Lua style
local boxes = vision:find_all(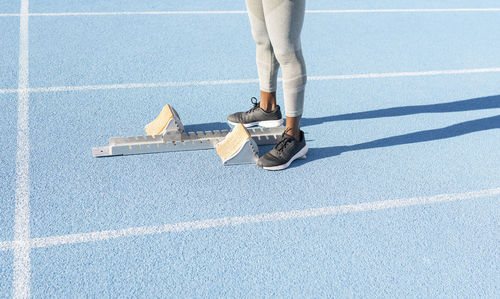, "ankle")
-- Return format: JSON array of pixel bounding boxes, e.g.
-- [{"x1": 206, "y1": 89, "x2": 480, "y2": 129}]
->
[
  {"x1": 260, "y1": 102, "x2": 276, "y2": 112},
  {"x1": 286, "y1": 128, "x2": 301, "y2": 141},
  {"x1": 285, "y1": 115, "x2": 302, "y2": 141},
  {"x1": 292, "y1": 132, "x2": 301, "y2": 141}
]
